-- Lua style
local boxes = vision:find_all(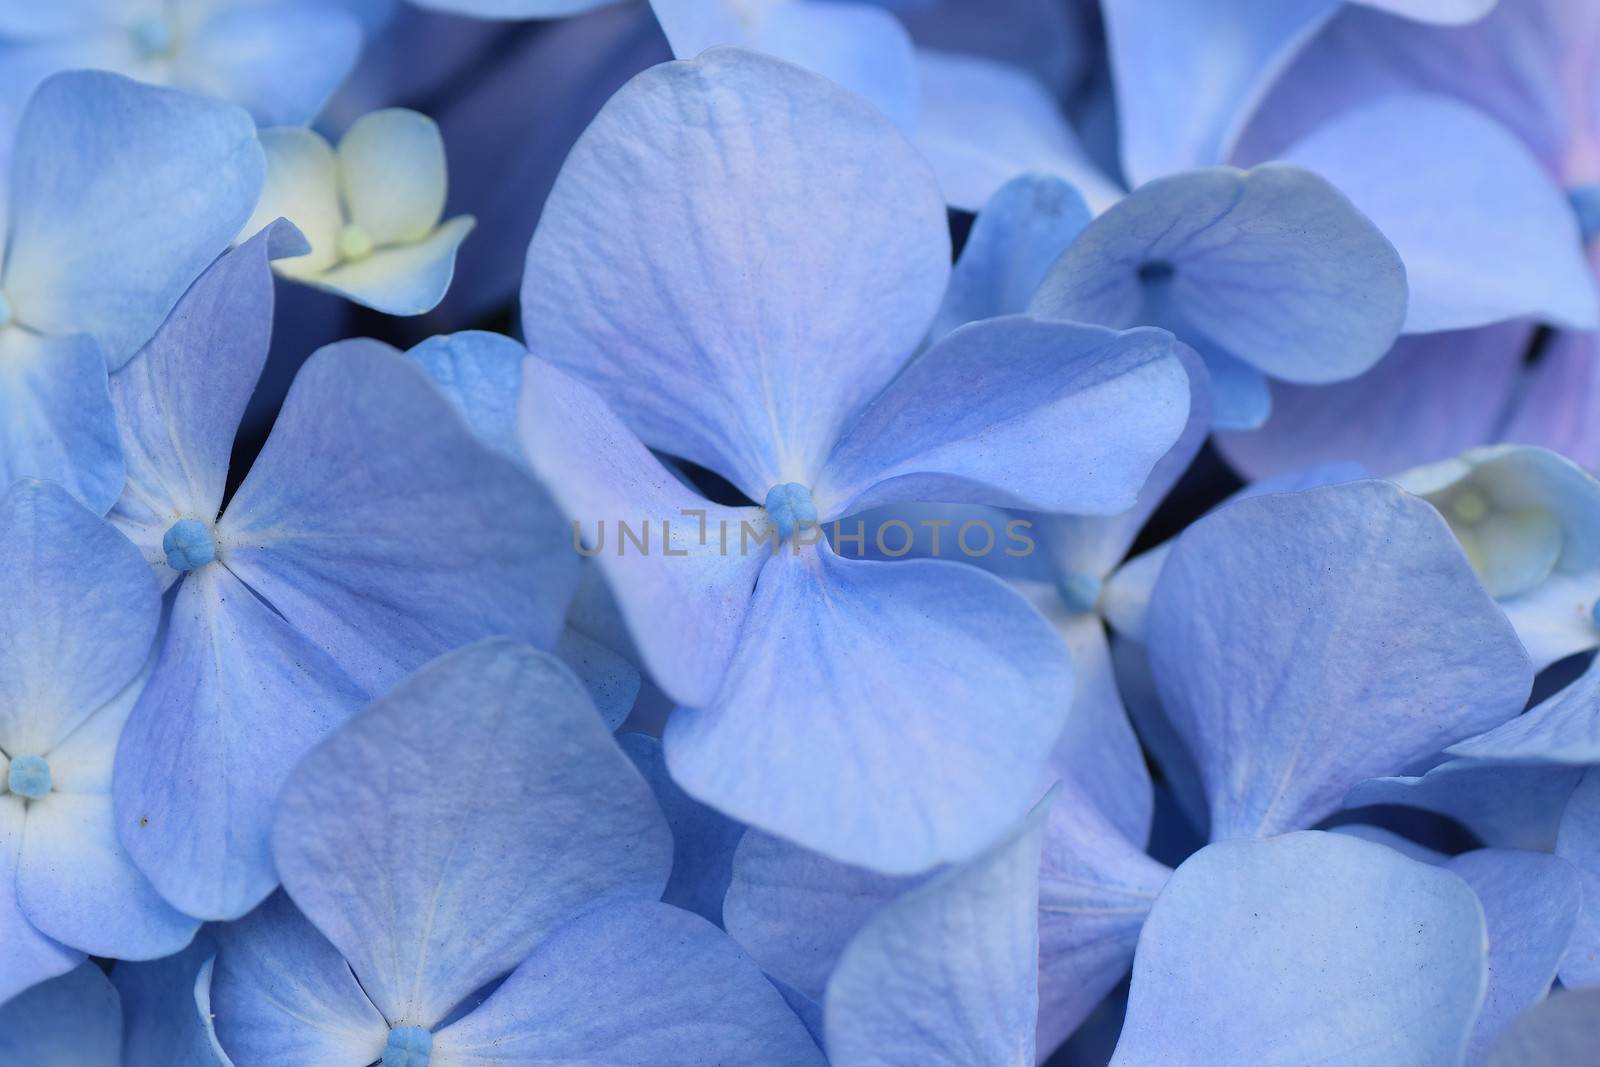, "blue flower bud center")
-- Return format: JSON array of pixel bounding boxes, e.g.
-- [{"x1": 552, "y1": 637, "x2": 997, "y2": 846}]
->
[
  {"x1": 8, "y1": 755, "x2": 51, "y2": 800},
  {"x1": 383, "y1": 1025, "x2": 432, "y2": 1067},
  {"x1": 1056, "y1": 572, "x2": 1104, "y2": 614},
  {"x1": 132, "y1": 15, "x2": 173, "y2": 57},
  {"x1": 763, "y1": 482, "x2": 818, "y2": 541},
  {"x1": 337, "y1": 224, "x2": 375, "y2": 262},
  {"x1": 163, "y1": 518, "x2": 216, "y2": 572}
]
